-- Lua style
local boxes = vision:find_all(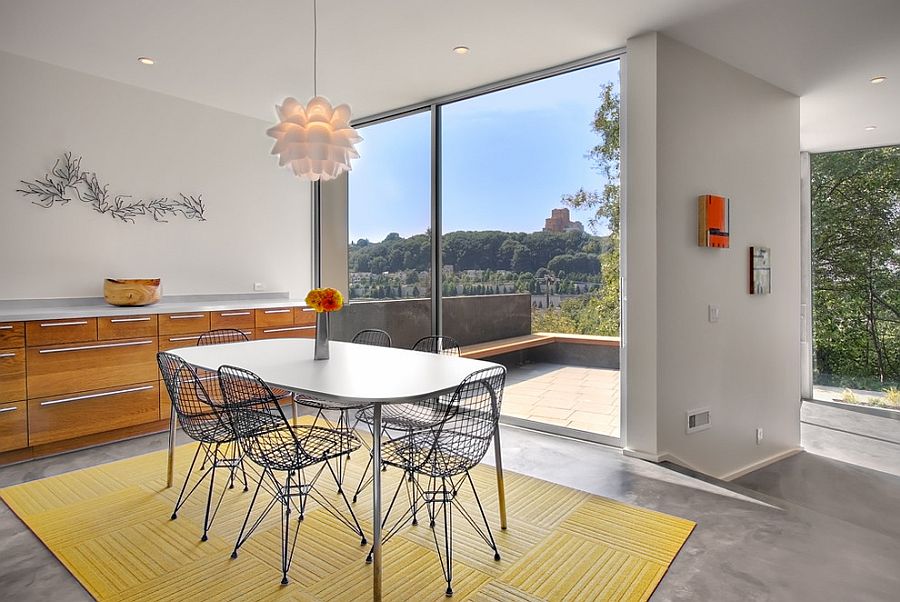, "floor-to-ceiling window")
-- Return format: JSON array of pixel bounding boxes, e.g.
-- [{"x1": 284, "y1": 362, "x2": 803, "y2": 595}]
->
[
  {"x1": 810, "y1": 145, "x2": 900, "y2": 410},
  {"x1": 441, "y1": 60, "x2": 621, "y2": 441},
  {"x1": 346, "y1": 55, "x2": 623, "y2": 443},
  {"x1": 348, "y1": 111, "x2": 432, "y2": 303}
]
